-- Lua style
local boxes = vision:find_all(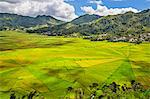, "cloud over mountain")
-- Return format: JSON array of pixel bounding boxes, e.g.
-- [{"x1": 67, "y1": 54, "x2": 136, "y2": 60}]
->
[
  {"x1": 81, "y1": 0, "x2": 139, "y2": 16},
  {"x1": 0, "y1": 0, "x2": 78, "y2": 21}
]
